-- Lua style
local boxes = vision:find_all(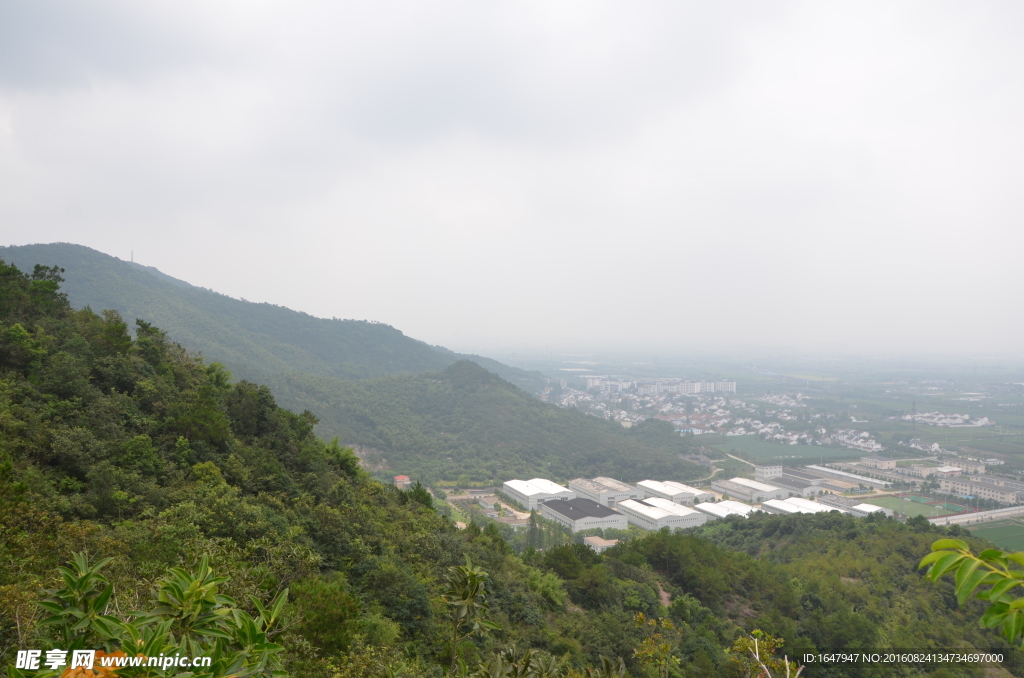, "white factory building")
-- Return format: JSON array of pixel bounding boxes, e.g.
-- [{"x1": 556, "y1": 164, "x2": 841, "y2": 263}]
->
[
  {"x1": 617, "y1": 499, "x2": 701, "y2": 531},
  {"x1": 693, "y1": 500, "x2": 759, "y2": 520},
  {"x1": 641, "y1": 497, "x2": 709, "y2": 528},
  {"x1": 568, "y1": 477, "x2": 643, "y2": 507},
  {"x1": 502, "y1": 478, "x2": 575, "y2": 510},
  {"x1": 754, "y1": 465, "x2": 783, "y2": 482},
  {"x1": 711, "y1": 477, "x2": 787, "y2": 502},
  {"x1": 761, "y1": 497, "x2": 847, "y2": 515},
  {"x1": 540, "y1": 498, "x2": 628, "y2": 532},
  {"x1": 637, "y1": 479, "x2": 714, "y2": 505}
]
